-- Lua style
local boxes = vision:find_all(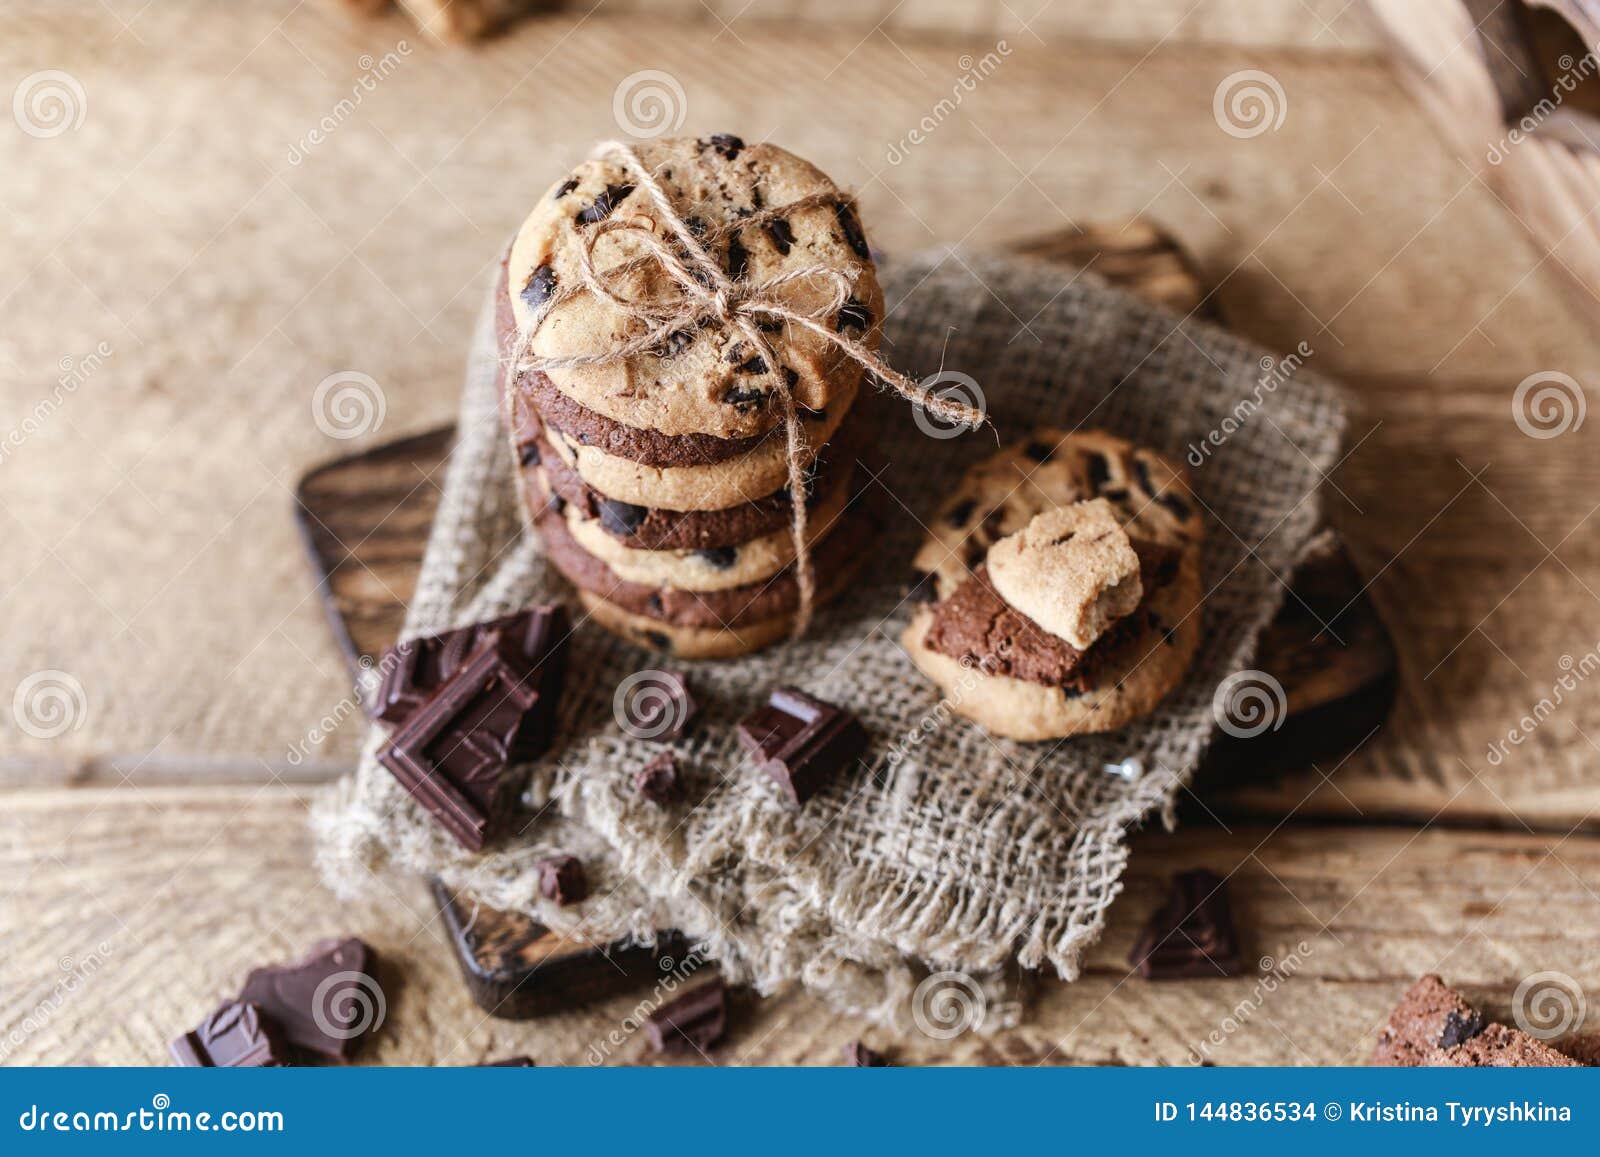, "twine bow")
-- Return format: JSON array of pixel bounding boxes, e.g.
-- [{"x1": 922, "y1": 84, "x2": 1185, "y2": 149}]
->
[{"x1": 513, "y1": 140, "x2": 985, "y2": 640}]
